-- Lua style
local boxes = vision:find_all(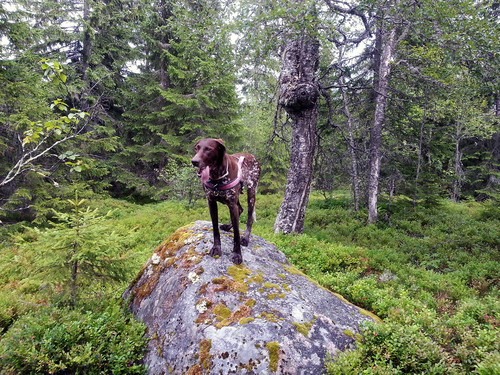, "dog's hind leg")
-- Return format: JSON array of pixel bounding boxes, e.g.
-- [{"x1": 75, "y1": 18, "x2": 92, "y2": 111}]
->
[
  {"x1": 228, "y1": 203, "x2": 243, "y2": 264},
  {"x1": 220, "y1": 200, "x2": 243, "y2": 231},
  {"x1": 241, "y1": 186, "x2": 257, "y2": 247}
]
